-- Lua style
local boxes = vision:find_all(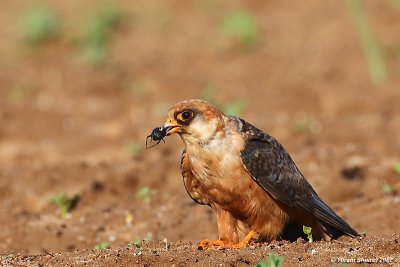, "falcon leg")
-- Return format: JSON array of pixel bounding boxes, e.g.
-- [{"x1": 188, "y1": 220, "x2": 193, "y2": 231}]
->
[
  {"x1": 223, "y1": 229, "x2": 256, "y2": 249},
  {"x1": 199, "y1": 230, "x2": 256, "y2": 250}
]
